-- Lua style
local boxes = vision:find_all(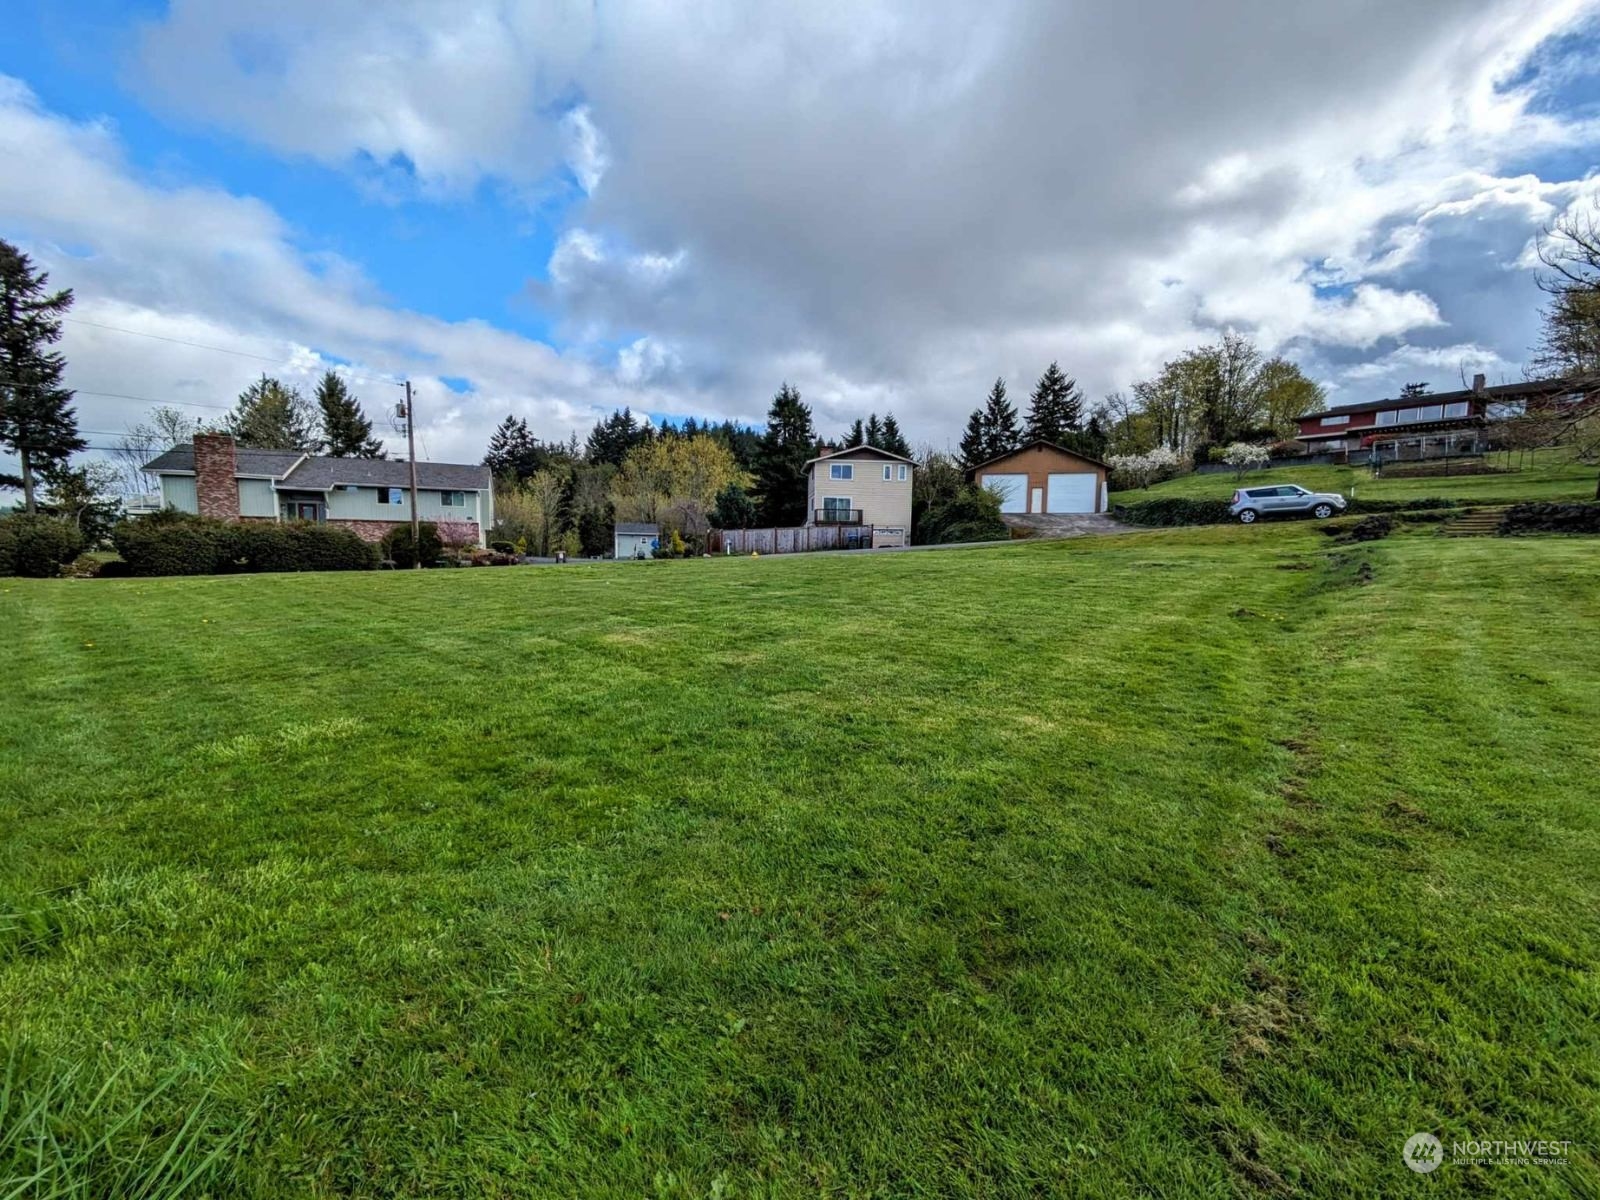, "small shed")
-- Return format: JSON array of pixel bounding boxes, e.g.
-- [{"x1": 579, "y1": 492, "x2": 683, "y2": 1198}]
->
[{"x1": 614, "y1": 522, "x2": 660, "y2": 560}]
